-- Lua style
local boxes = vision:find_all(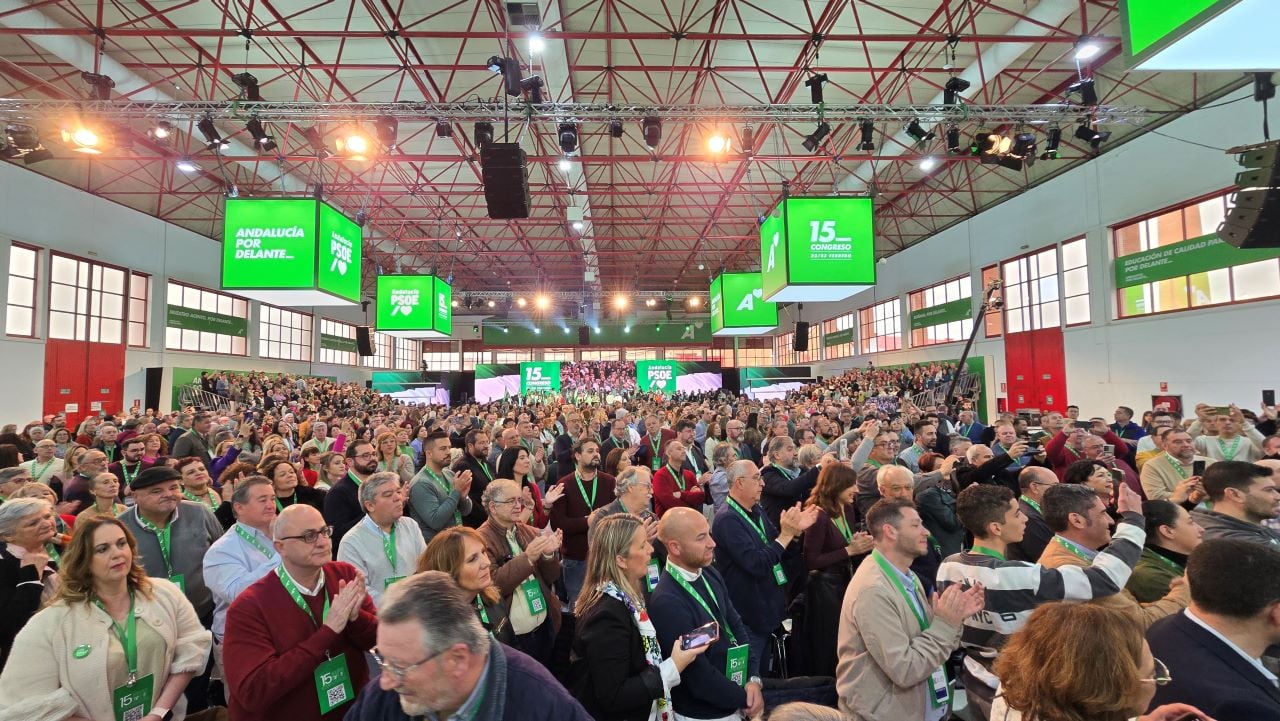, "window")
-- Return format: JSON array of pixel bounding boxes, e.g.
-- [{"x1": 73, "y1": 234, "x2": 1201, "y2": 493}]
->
[
  {"x1": 49, "y1": 253, "x2": 131, "y2": 343},
  {"x1": 165, "y1": 281, "x2": 250, "y2": 355},
  {"x1": 361, "y1": 331, "x2": 394, "y2": 369},
  {"x1": 1001, "y1": 237, "x2": 1090, "y2": 332},
  {"x1": 822, "y1": 312, "x2": 855, "y2": 360},
  {"x1": 495, "y1": 350, "x2": 534, "y2": 364},
  {"x1": 463, "y1": 351, "x2": 488, "y2": 370},
  {"x1": 624, "y1": 348, "x2": 658, "y2": 361},
  {"x1": 421, "y1": 341, "x2": 459, "y2": 371},
  {"x1": 318, "y1": 318, "x2": 358, "y2": 365},
  {"x1": 395, "y1": 338, "x2": 421, "y2": 371},
  {"x1": 735, "y1": 347, "x2": 774, "y2": 367},
  {"x1": 259, "y1": 304, "x2": 313, "y2": 361},
  {"x1": 579, "y1": 350, "x2": 618, "y2": 362},
  {"x1": 543, "y1": 348, "x2": 574, "y2": 362},
  {"x1": 775, "y1": 332, "x2": 794, "y2": 366},
  {"x1": 858, "y1": 298, "x2": 902, "y2": 354},
  {"x1": 6, "y1": 243, "x2": 38, "y2": 337},
  {"x1": 127, "y1": 273, "x2": 149, "y2": 347},
  {"x1": 667, "y1": 348, "x2": 705, "y2": 361},
  {"x1": 908, "y1": 276, "x2": 972, "y2": 348},
  {"x1": 705, "y1": 348, "x2": 730, "y2": 366},
  {"x1": 1114, "y1": 192, "x2": 1278, "y2": 317},
  {"x1": 1061, "y1": 238, "x2": 1090, "y2": 325},
  {"x1": 982, "y1": 265, "x2": 1003, "y2": 337}
]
